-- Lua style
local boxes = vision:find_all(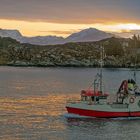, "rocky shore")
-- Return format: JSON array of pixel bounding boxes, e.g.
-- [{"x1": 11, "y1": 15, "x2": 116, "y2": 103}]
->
[{"x1": 0, "y1": 36, "x2": 140, "y2": 68}]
